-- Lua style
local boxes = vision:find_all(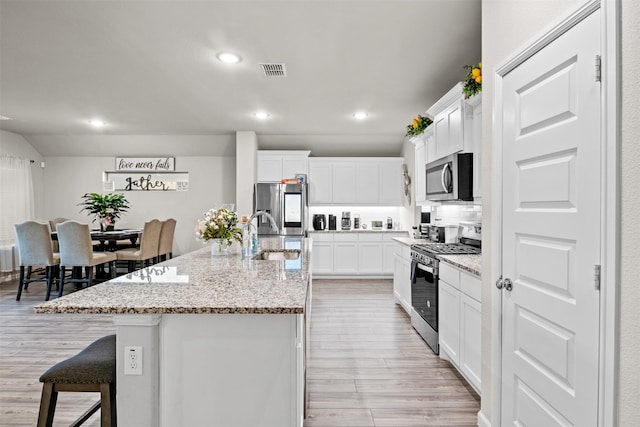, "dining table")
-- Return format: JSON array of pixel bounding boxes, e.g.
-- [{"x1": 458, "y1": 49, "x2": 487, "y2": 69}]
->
[{"x1": 51, "y1": 229, "x2": 142, "y2": 251}]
